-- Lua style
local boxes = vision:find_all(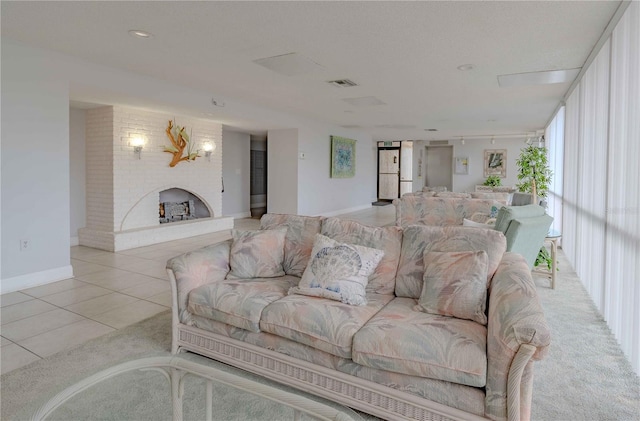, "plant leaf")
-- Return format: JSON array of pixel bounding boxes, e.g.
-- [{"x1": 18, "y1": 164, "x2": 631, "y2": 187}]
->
[{"x1": 164, "y1": 145, "x2": 179, "y2": 153}]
